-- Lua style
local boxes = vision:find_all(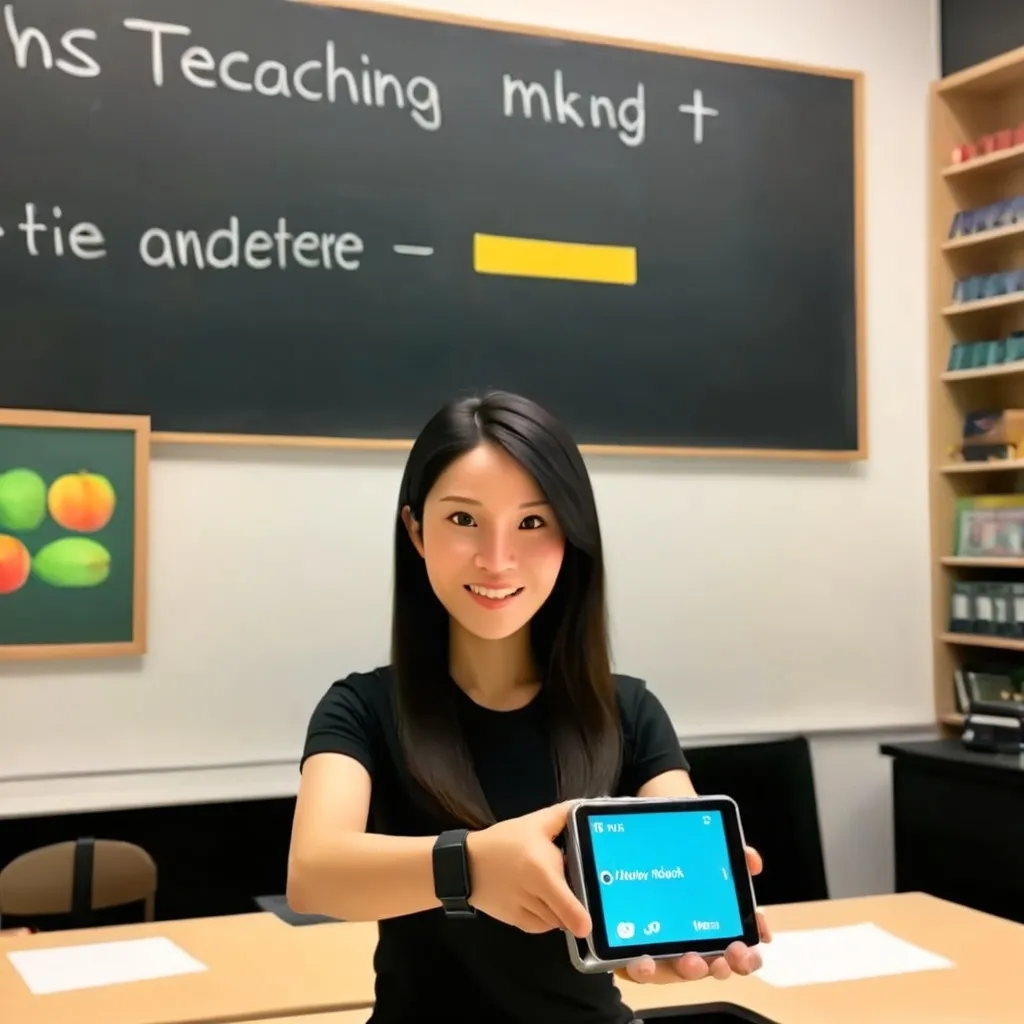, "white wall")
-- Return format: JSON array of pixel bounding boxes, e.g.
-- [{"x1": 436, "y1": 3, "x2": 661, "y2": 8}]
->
[{"x1": 0, "y1": 0, "x2": 940, "y2": 899}]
